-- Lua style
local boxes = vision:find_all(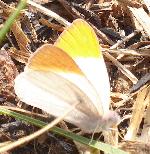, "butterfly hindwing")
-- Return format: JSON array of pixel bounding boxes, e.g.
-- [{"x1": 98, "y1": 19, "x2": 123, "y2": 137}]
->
[{"x1": 15, "y1": 70, "x2": 103, "y2": 132}]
